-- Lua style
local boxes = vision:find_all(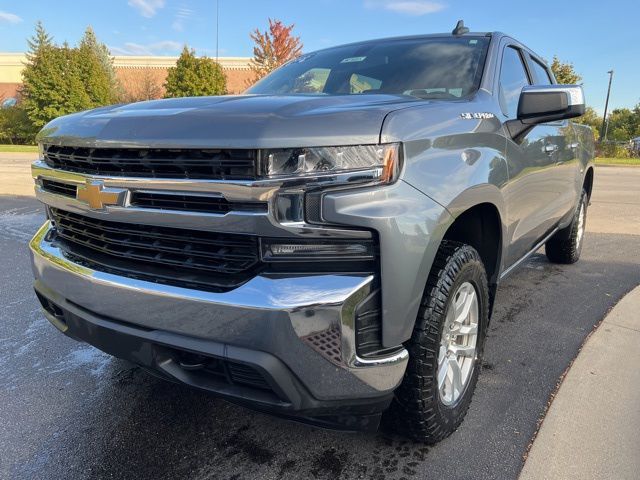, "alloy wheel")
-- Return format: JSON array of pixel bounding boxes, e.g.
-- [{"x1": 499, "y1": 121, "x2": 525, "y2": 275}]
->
[{"x1": 437, "y1": 281, "x2": 479, "y2": 406}]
